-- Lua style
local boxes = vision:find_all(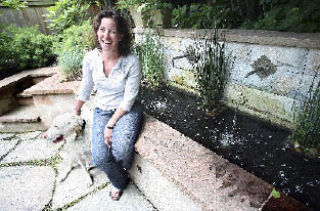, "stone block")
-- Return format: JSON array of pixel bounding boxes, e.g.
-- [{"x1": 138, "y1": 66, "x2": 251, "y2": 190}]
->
[
  {"x1": 224, "y1": 83, "x2": 300, "y2": 127},
  {"x1": 69, "y1": 183, "x2": 155, "y2": 211},
  {"x1": 0, "y1": 166, "x2": 55, "y2": 211},
  {"x1": 0, "y1": 136, "x2": 62, "y2": 164},
  {"x1": 52, "y1": 167, "x2": 109, "y2": 209},
  {"x1": 131, "y1": 115, "x2": 273, "y2": 211}
]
